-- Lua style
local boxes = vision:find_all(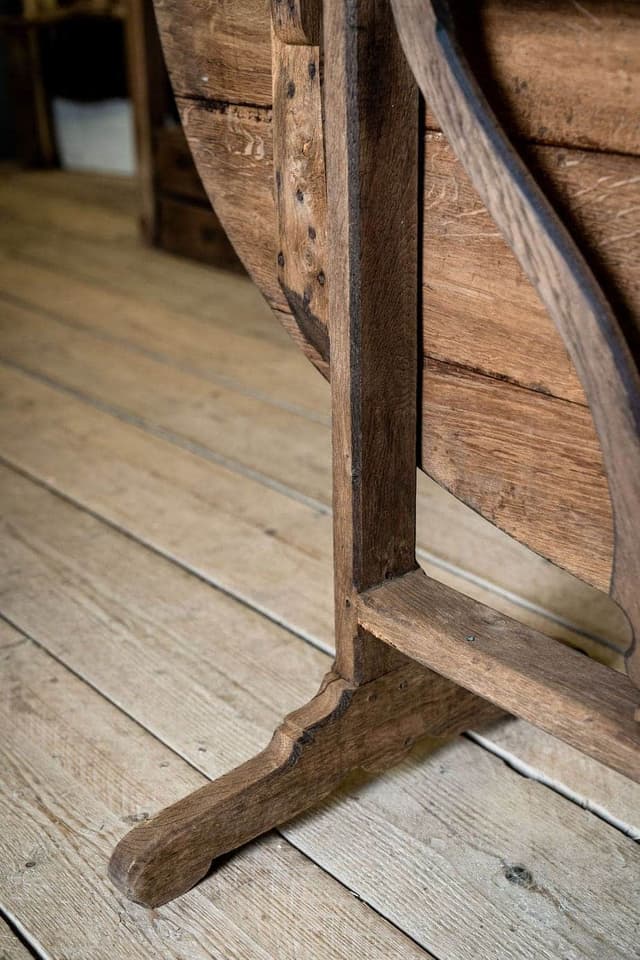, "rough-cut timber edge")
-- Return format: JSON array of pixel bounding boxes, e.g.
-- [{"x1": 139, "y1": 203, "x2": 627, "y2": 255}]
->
[
  {"x1": 108, "y1": 663, "x2": 502, "y2": 907},
  {"x1": 391, "y1": 0, "x2": 640, "y2": 687},
  {"x1": 358, "y1": 568, "x2": 640, "y2": 781}
]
